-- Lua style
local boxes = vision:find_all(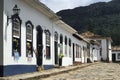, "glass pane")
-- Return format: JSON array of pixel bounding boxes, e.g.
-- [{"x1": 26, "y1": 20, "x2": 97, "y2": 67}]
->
[
  {"x1": 12, "y1": 17, "x2": 21, "y2": 58},
  {"x1": 13, "y1": 38, "x2": 21, "y2": 56},
  {"x1": 46, "y1": 46, "x2": 50, "y2": 59},
  {"x1": 54, "y1": 32, "x2": 58, "y2": 42},
  {"x1": 13, "y1": 21, "x2": 20, "y2": 37},
  {"x1": 65, "y1": 36, "x2": 67, "y2": 45},
  {"x1": 46, "y1": 30, "x2": 51, "y2": 59},
  {"x1": 46, "y1": 32, "x2": 50, "y2": 45},
  {"x1": 26, "y1": 41, "x2": 33, "y2": 57},
  {"x1": 118, "y1": 53, "x2": 120, "y2": 59},
  {"x1": 60, "y1": 35, "x2": 63, "y2": 43}
]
